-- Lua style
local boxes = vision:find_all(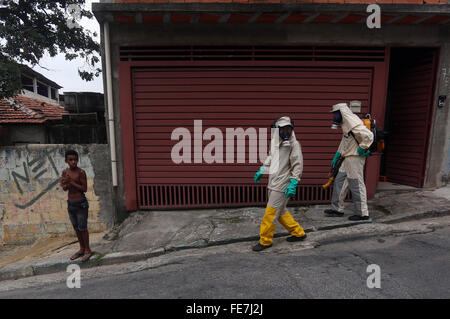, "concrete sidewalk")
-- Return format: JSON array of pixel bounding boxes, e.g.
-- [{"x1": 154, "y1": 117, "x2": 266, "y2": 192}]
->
[{"x1": 1, "y1": 183, "x2": 449, "y2": 281}]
